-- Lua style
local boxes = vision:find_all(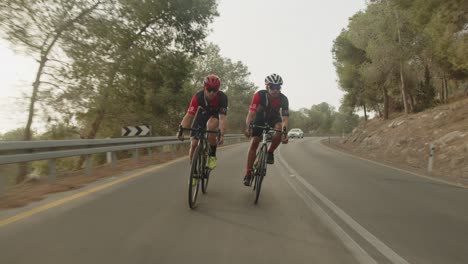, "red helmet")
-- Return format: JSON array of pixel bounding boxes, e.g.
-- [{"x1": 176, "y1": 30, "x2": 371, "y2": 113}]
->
[{"x1": 204, "y1": 74, "x2": 221, "y2": 89}]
